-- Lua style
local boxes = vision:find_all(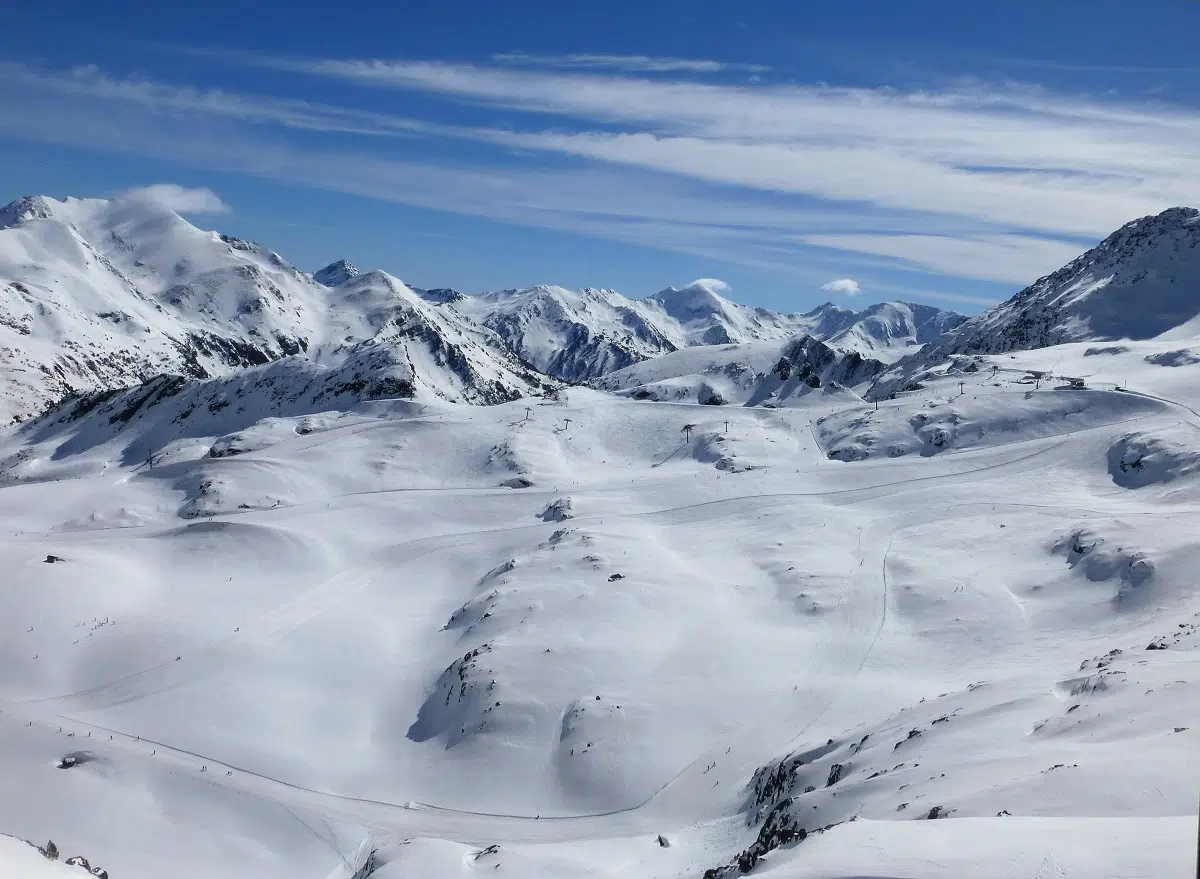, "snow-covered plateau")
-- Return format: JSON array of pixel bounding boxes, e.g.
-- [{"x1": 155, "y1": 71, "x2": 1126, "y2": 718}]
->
[{"x1": 3, "y1": 197, "x2": 1200, "y2": 878}]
